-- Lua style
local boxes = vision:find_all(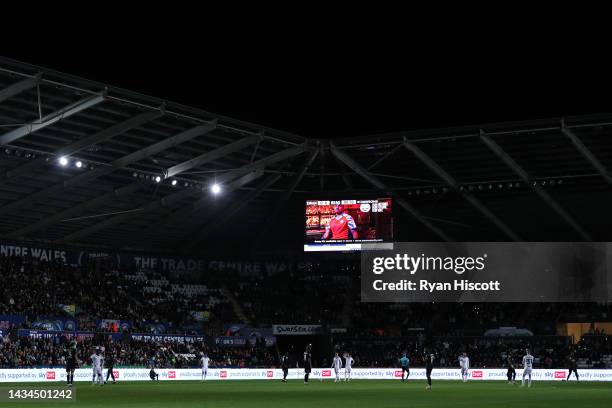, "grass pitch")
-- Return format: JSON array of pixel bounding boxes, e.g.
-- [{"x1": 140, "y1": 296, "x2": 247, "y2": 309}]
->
[{"x1": 3, "y1": 380, "x2": 612, "y2": 408}]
